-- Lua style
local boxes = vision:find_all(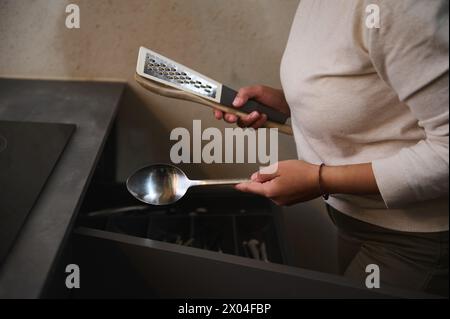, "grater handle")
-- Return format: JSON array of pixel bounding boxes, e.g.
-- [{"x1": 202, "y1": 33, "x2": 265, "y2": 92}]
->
[
  {"x1": 135, "y1": 73, "x2": 293, "y2": 135},
  {"x1": 220, "y1": 86, "x2": 289, "y2": 124}
]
